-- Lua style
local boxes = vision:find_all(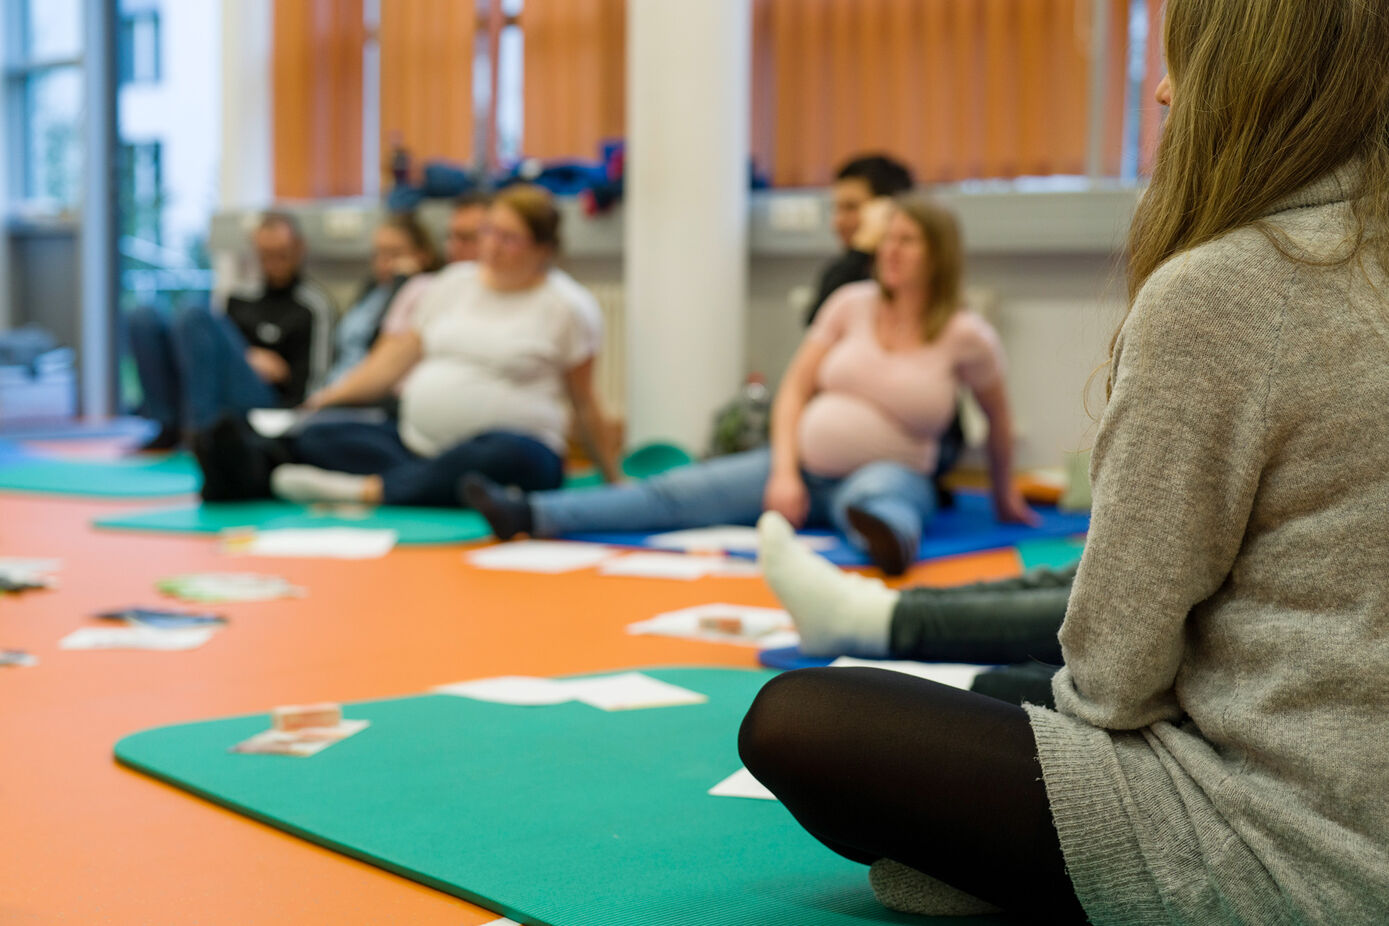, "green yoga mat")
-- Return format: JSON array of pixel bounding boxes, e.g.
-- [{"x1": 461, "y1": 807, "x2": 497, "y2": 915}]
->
[
  {"x1": 1016, "y1": 537, "x2": 1085, "y2": 572},
  {"x1": 94, "y1": 501, "x2": 490, "y2": 545},
  {"x1": 115, "y1": 667, "x2": 1023, "y2": 926},
  {"x1": 0, "y1": 452, "x2": 201, "y2": 498}
]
